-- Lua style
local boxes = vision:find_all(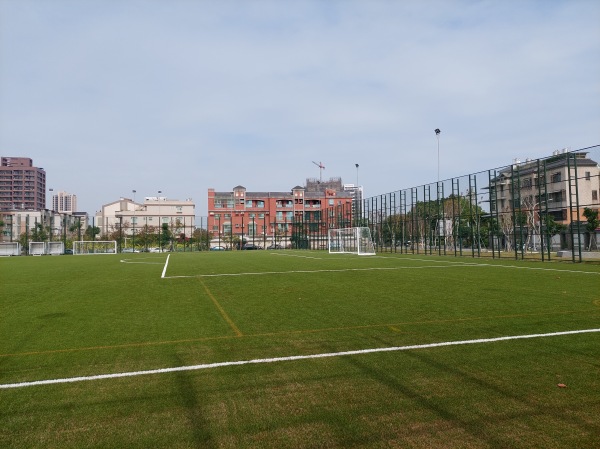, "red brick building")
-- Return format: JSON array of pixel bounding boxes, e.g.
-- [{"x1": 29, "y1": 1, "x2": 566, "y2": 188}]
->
[{"x1": 207, "y1": 178, "x2": 356, "y2": 248}]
